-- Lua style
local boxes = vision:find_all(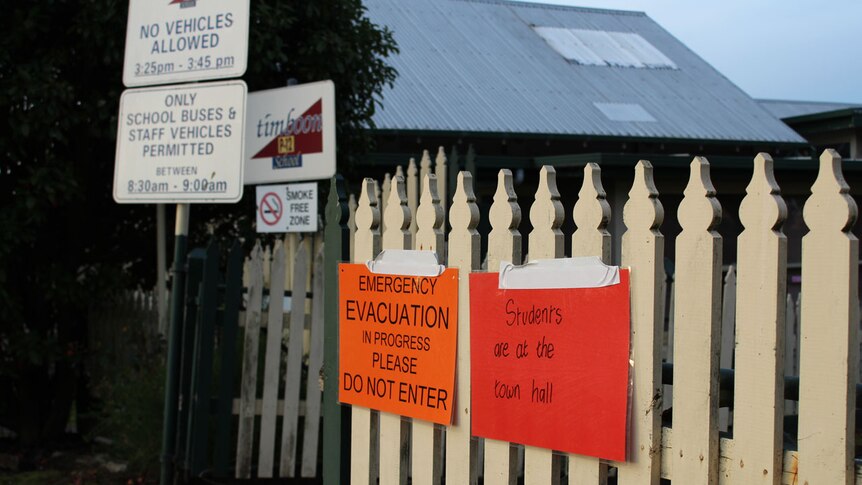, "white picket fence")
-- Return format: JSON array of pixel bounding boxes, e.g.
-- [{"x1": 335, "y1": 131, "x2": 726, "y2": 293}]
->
[
  {"x1": 346, "y1": 149, "x2": 860, "y2": 484},
  {"x1": 234, "y1": 232, "x2": 326, "y2": 479}
]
